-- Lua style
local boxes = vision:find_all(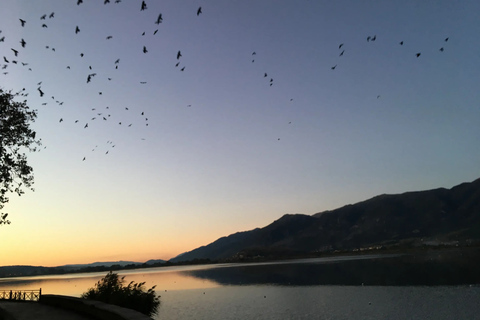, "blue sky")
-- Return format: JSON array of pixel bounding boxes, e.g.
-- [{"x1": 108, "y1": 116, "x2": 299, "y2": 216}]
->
[{"x1": 1, "y1": 0, "x2": 479, "y2": 266}]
